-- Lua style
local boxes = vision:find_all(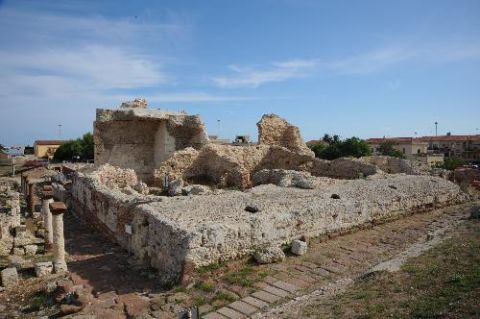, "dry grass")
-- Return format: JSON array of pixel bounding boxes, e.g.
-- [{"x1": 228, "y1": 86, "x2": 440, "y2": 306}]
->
[{"x1": 302, "y1": 220, "x2": 480, "y2": 318}]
